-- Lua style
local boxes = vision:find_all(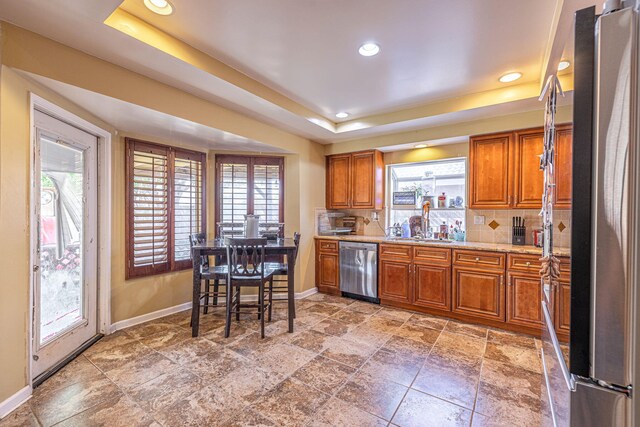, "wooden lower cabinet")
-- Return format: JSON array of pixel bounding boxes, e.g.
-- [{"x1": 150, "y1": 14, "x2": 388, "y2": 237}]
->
[
  {"x1": 317, "y1": 240, "x2": 570, "y2": 340},
  {"x1": 507, "y1": 273, "x2": 544, "y2": 329},
  {"x1": 379, "y1": 259, "x2": 412, "y2": 304},
  {"x1": 452, "y1": 267, "x2": 505, "y2": 321},
  {"x1": 315, "y1": 239, "x2": 340, "y2": 295},
  {"x1": 413, "y1": 263, "x2": 451, "y2": 311}
]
